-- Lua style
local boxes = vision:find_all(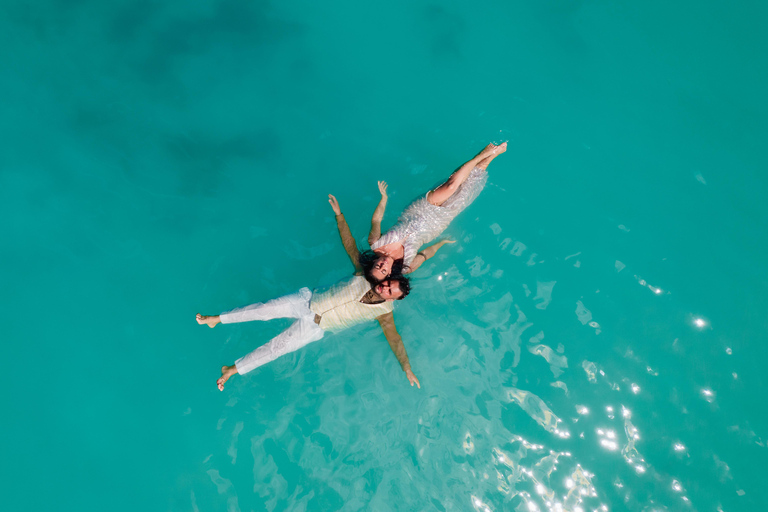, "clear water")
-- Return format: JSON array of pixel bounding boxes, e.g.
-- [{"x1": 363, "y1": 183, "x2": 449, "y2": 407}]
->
[{"x1": 2, "y1": 1, "x2": 767, "y2": 510}]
